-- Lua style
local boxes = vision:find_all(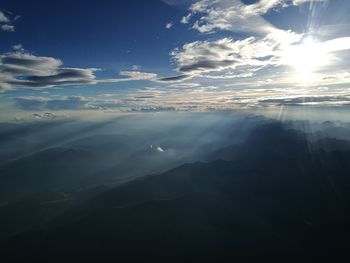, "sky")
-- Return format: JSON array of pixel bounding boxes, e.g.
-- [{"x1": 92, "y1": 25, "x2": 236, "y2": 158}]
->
[{"x1": 0, "y1": 0, "x2": 350, "y2": 121}]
